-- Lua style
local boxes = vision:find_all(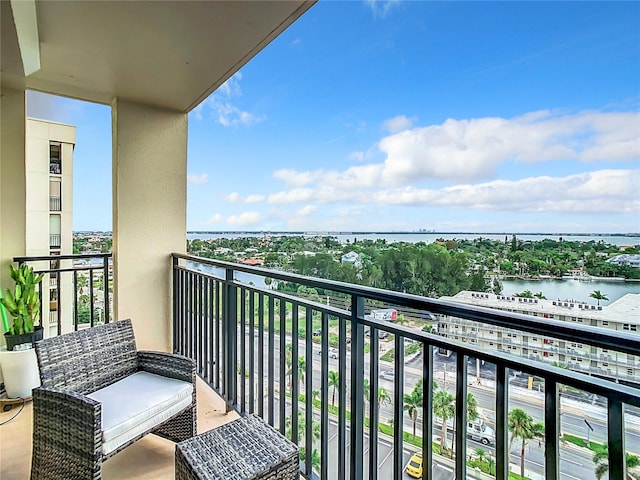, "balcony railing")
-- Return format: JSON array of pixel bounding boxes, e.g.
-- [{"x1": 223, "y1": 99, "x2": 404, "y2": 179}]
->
[
  {"x1": 49, "y1": 234, "x2": 61, "y2": 249},
  {"x1": 49, "y1": 195, "x2": 61, "y2": 211},
  {"x1": 172, "y1": 253, "x2": 640, "y2": 480},
  {"x1": 14, "y1": 253, "x2": 113, "y2": 335}
]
